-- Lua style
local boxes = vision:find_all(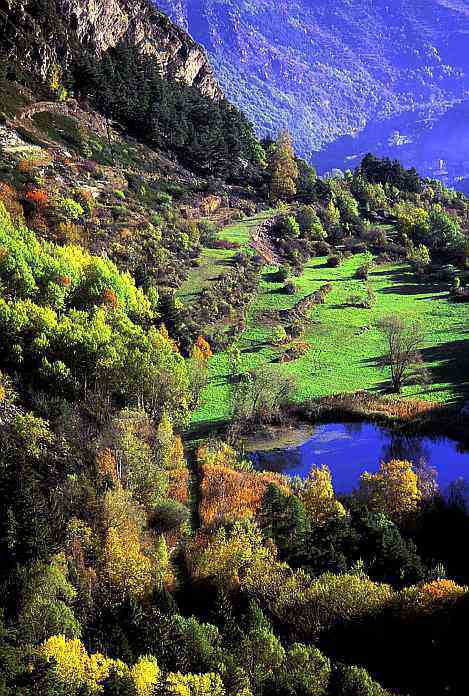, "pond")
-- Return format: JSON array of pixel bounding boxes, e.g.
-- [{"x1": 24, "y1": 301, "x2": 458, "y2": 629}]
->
[{"x1": 249, "y1": 422, "x2": 469, "y2": 499}]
